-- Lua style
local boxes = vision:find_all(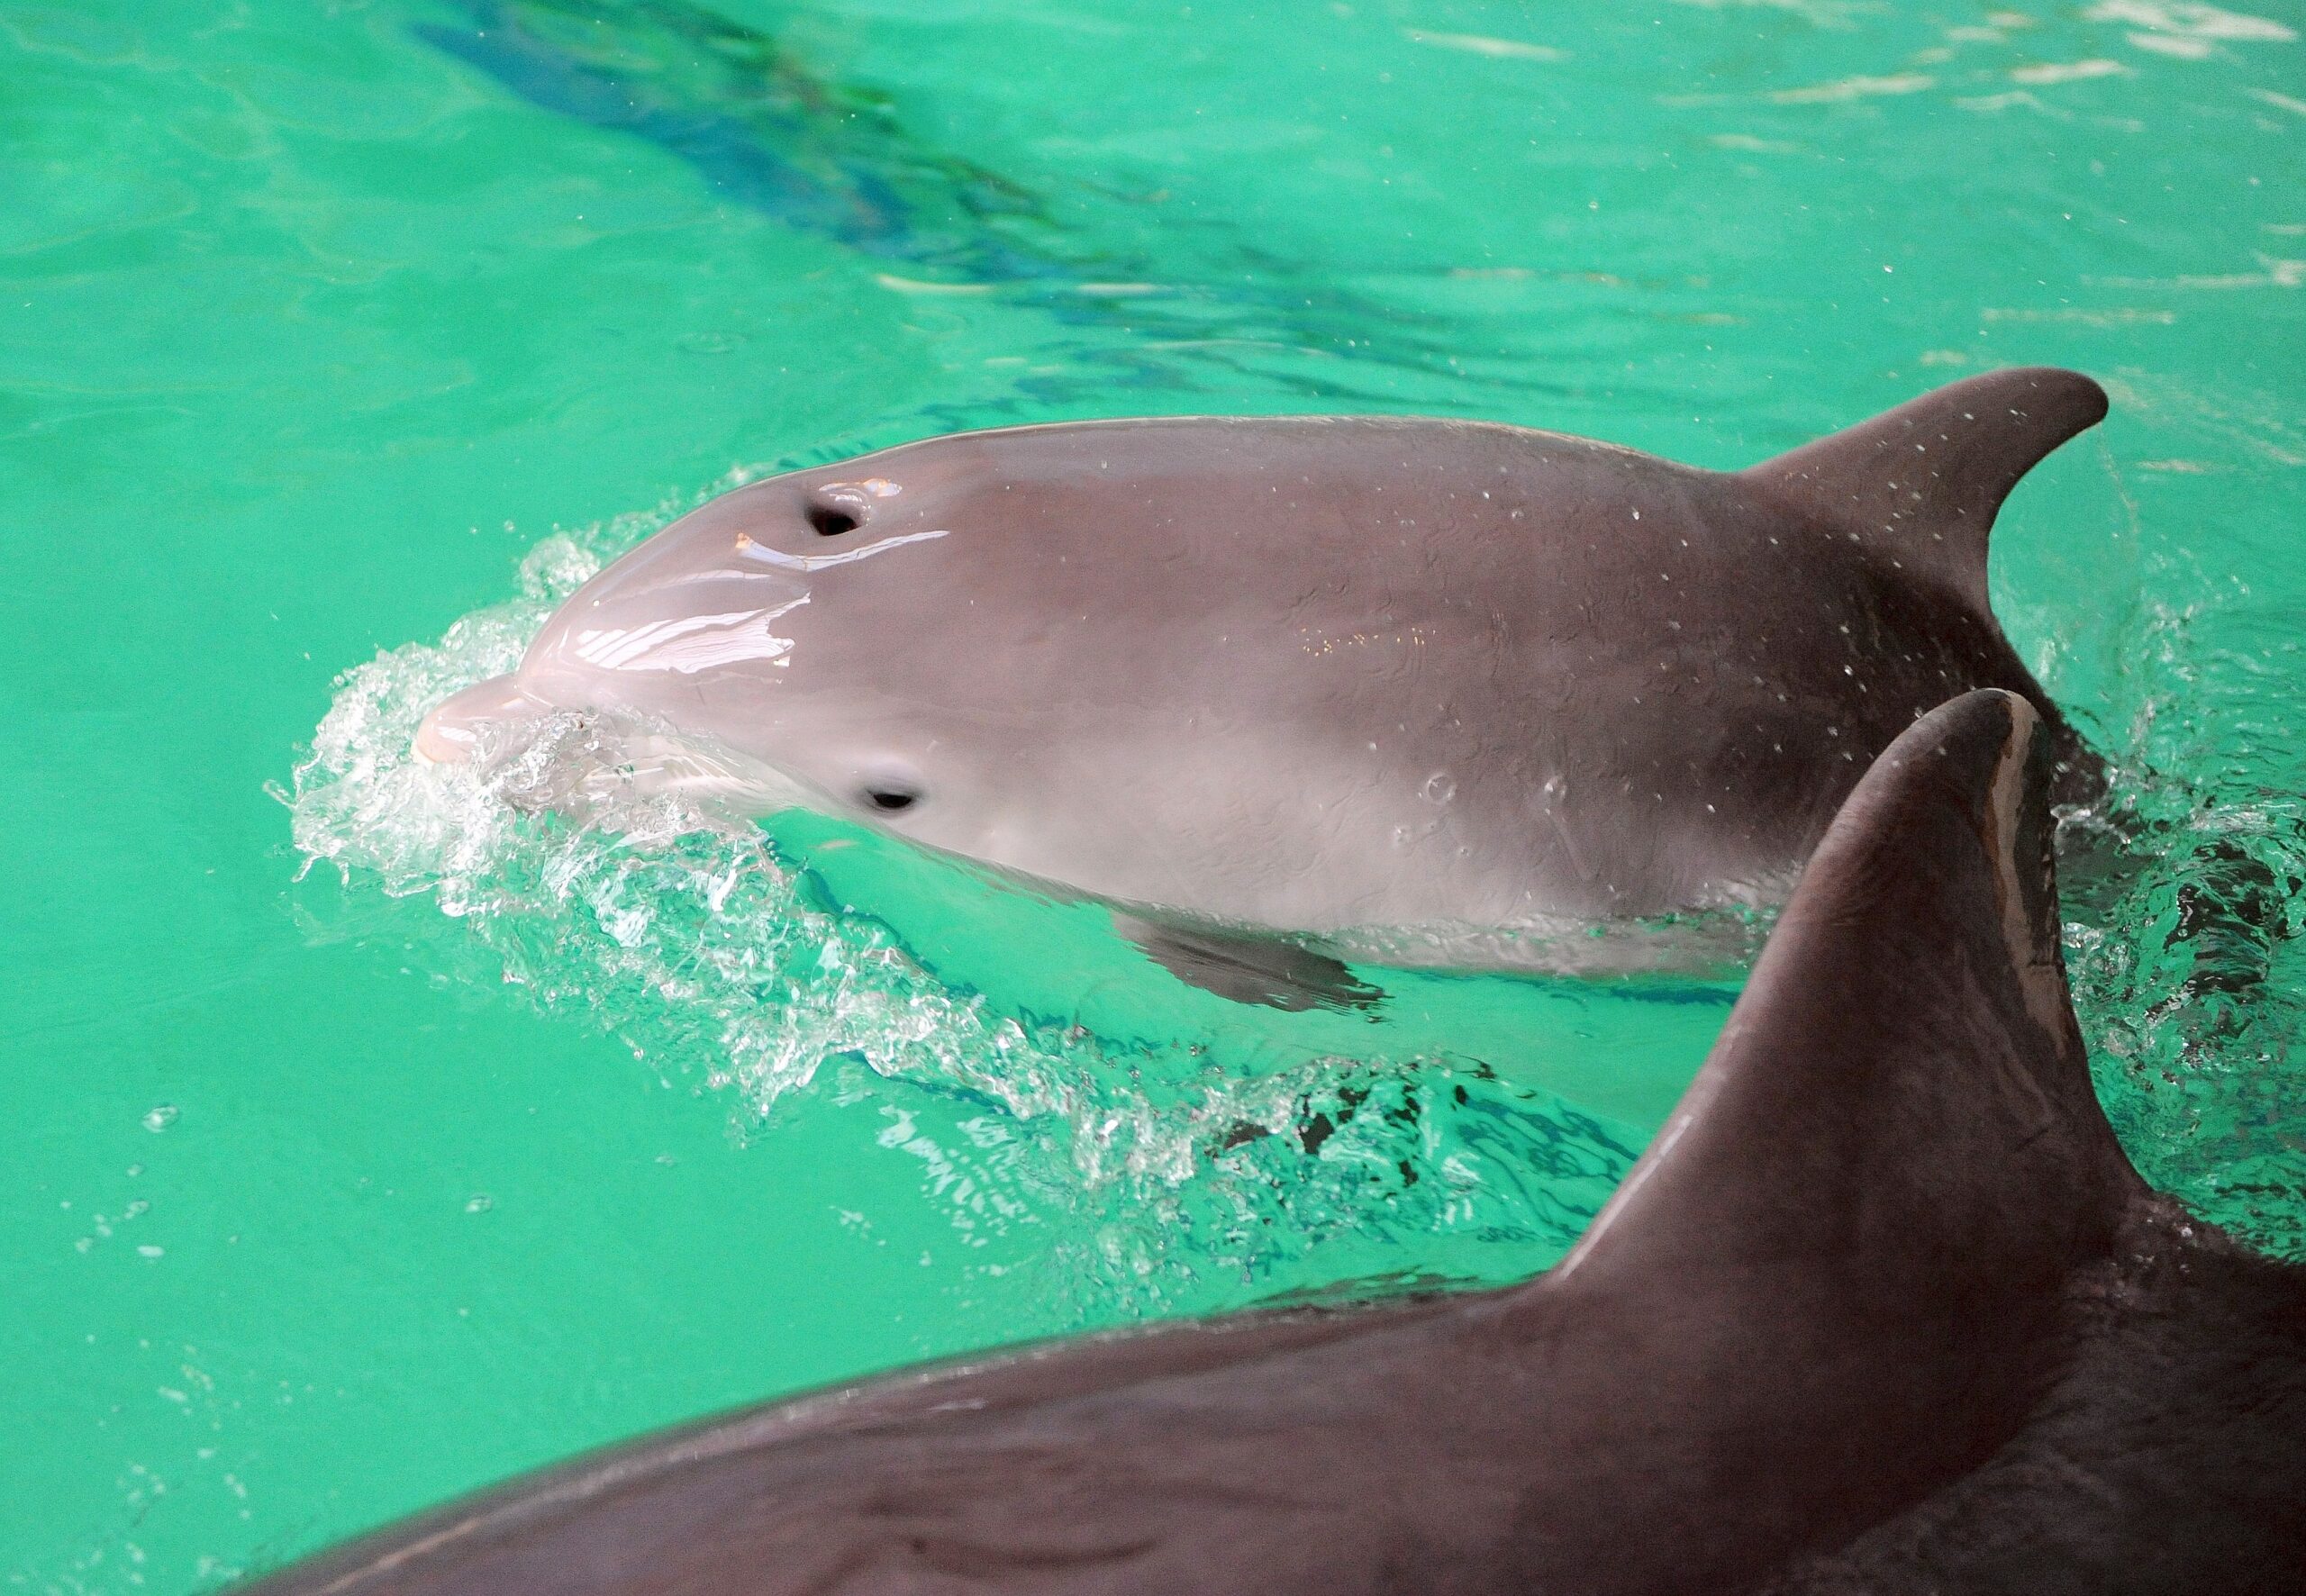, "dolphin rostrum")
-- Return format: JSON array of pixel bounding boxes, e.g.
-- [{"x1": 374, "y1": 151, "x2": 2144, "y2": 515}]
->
[
  {"x1": 250, "y1": 690, "x2": 2304, "y2": 1593},
  {"x1": 418, "y1": 369, "x2": 2109, "y2": 994}
]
